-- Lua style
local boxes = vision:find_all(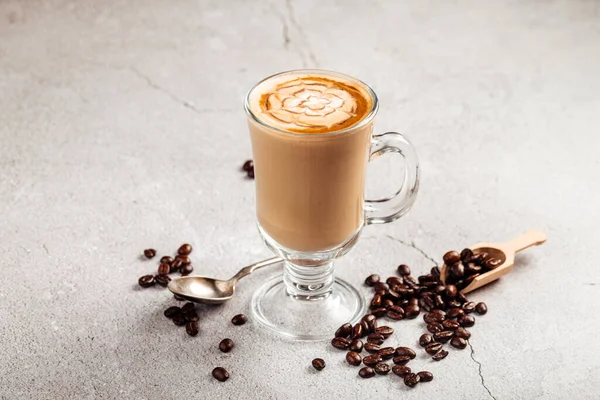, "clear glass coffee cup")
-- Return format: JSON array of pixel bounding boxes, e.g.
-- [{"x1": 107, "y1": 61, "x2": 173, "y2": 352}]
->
[{"x1": 245, "y1": 70, "x2": 420, "y2": 340}]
